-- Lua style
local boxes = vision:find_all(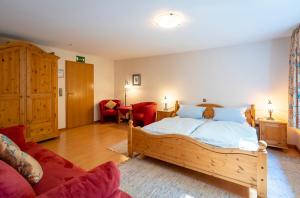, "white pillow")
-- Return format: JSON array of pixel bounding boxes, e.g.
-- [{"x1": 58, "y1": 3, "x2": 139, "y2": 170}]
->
[
  {"x1": 177, "y1": 105, "x2": 205, "y2": 119},
  {"x1": 213, "y1": 107, "x2": 247, "y2": 123}
]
